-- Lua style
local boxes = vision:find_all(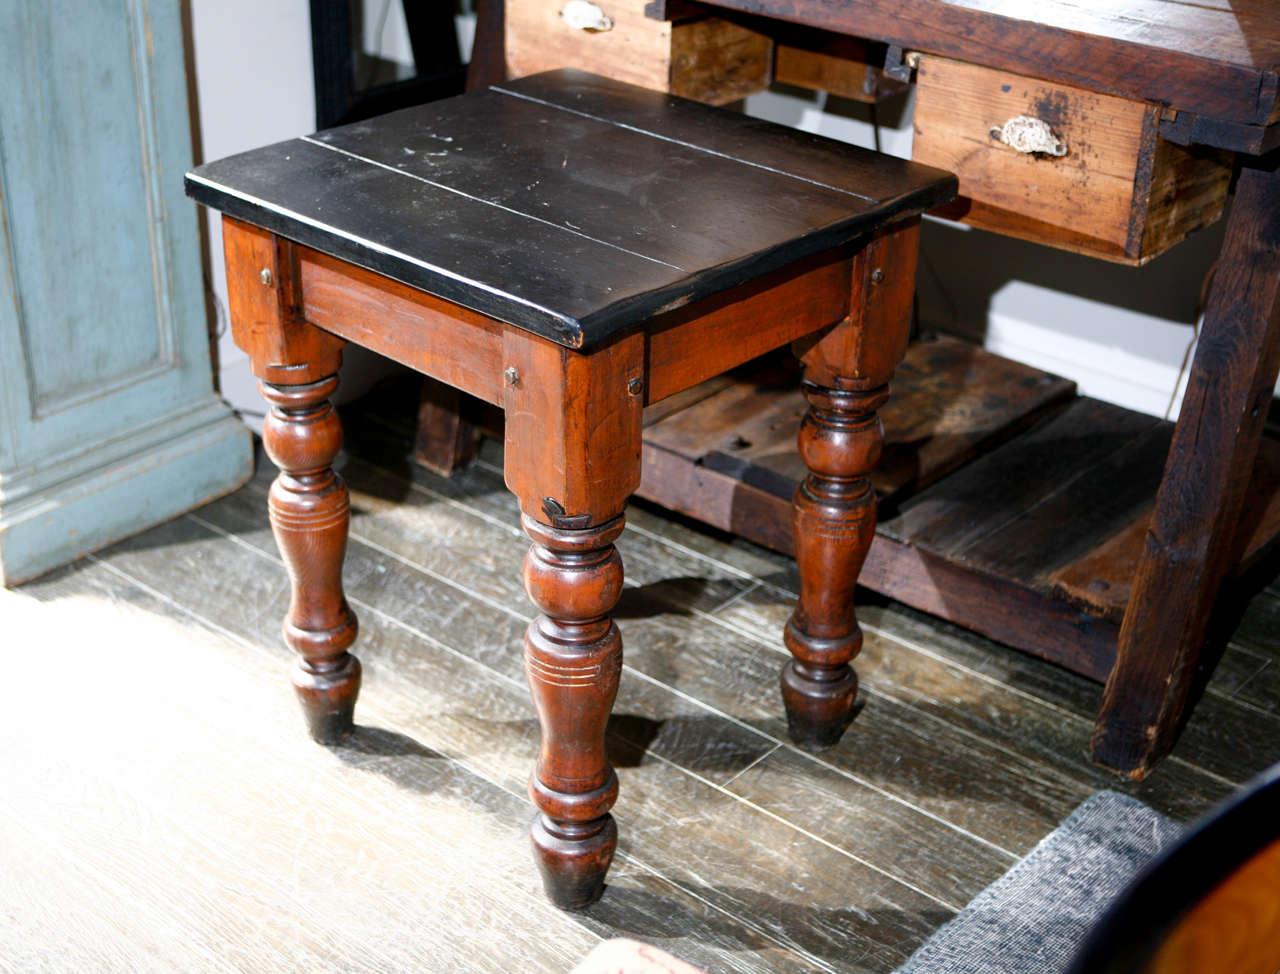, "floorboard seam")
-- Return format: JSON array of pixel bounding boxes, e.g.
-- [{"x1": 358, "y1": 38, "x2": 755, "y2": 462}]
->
[
  {"x1": 87, "y1": 555, "x2": 843, "y2": 971},
  {"x1": 1230, "y1": 658, "x2": 1273, "y2": 705},
  {"x1": 638, "y1": 747, "x2": 964, "y2": 913},
  {"x1": 186, "y1": 509, "x2": 1011, "y2": 908},
  {"x1": 708, "y1": 580, "x2": 765, "y2": 615},
  {"x1": 716, "y1": 744, "x2": 782, "y2": 789},
  {"x1": 224, "y1": 476, "x2": 1031, "y2": 862}
]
